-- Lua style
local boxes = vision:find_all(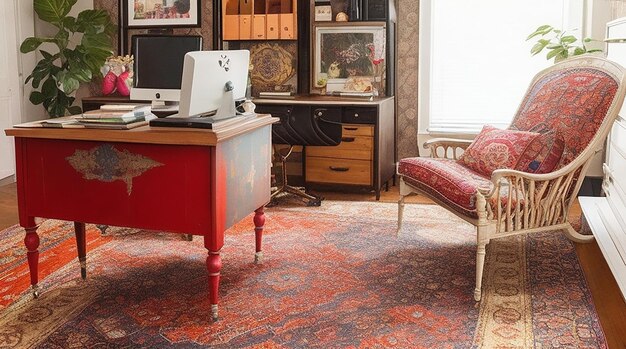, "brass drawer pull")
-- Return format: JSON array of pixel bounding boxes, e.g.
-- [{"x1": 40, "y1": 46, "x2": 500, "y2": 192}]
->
[
  {"x1": 329, "y1": 166, "x2": 349, "y2": 172},
  {"x1": 341, "y1": 137, "x2": 355, "y2": 142}
]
